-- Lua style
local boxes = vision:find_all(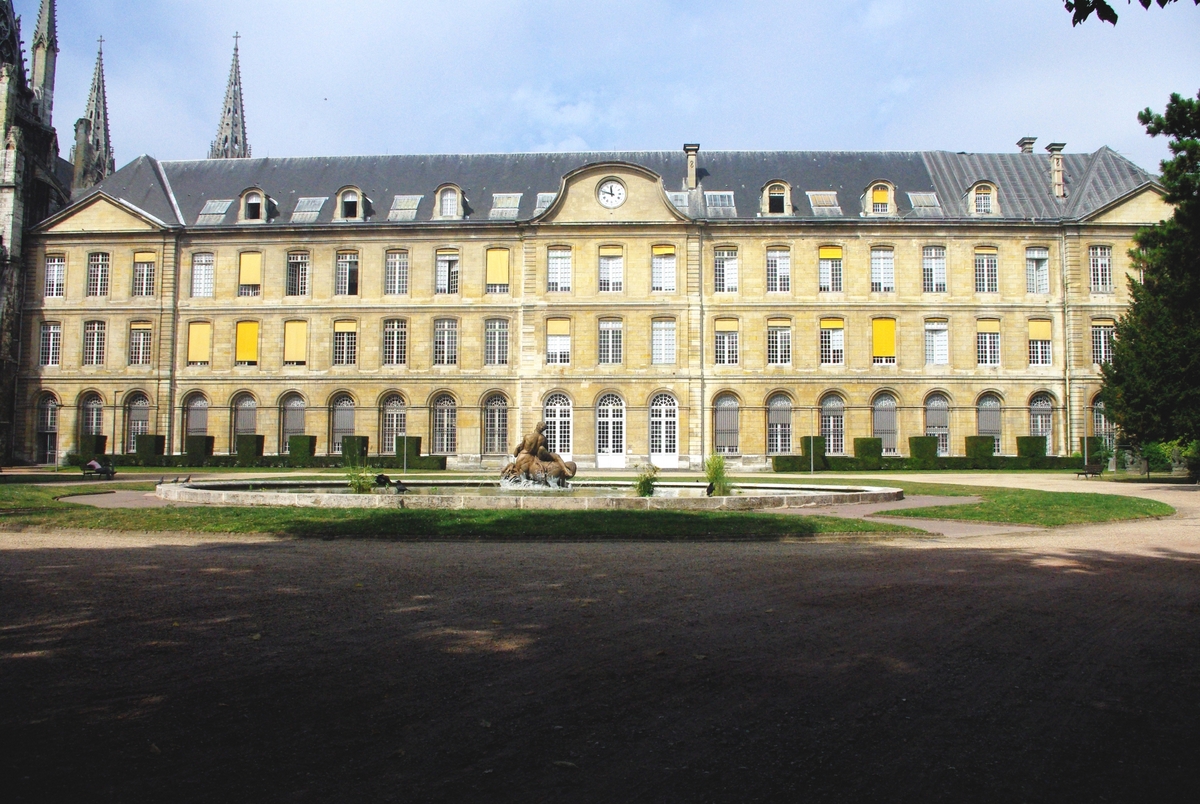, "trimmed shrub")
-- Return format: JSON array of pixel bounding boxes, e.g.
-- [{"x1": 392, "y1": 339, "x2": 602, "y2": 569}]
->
[
  {"x1": 1078, "y1": 437, "x2": 1107, "y2": 465},
  {"x1": 1016, "y1": 436, "x2": 1047, "y2": 458},
  {"x1": 235, "y1": 435, "x2": 265, "y2": 467},
  {"x1": 800, "y1": 436, "x2": 827, "y2": 471},
  {"x1": 853, "y1": 438, "x2": 884, "y2": 470},
  {"x1": 77, "y1": 434, "x2": 107, "y2": 463},
  {"x1": 908, "y1": 436, "x2": 939, "y2": 468},
  {"x1": 185, "y1": 435, "x2": 215, "y2": 463},
  {"x1": 342, "y1": 436, "x2": 369, "y2": 464},
  {"x1": 135, "y1": 434, "x2": 166, "y2": 465},
  {"x1": 393, "y1": 436, "x2": 447, "y2": 471},
  {"x1": 964, "y1": 436, "x2": 995, "y2": 460},
  {"x1": 287, "y1": 435, "x2": 318, "y2": 468}
]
